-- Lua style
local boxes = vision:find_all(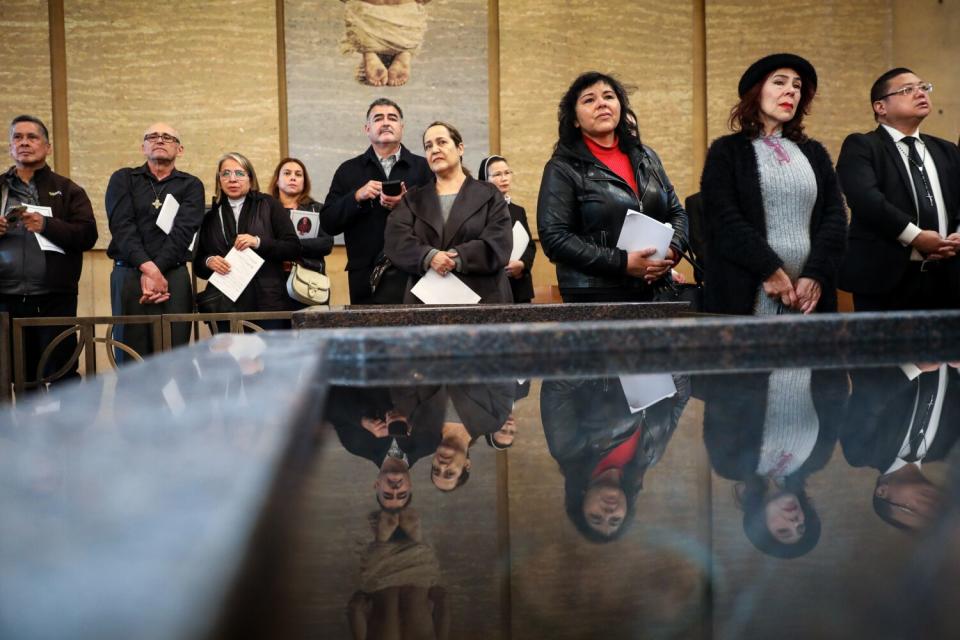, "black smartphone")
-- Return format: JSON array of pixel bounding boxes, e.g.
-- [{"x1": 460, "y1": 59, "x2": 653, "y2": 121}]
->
[
  {"x1": 5, "y1": 205, "x2": 26, "y2": 224},
  {"x1": 381, "y1": 180, "x2": 402, "y2": 197}
]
